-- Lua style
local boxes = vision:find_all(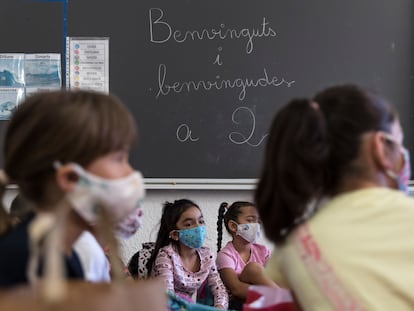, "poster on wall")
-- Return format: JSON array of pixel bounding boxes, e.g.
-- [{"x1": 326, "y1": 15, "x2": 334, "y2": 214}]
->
[
  {"x1": 24, "y1": 53, "x2": 62, "y2": 96},
  {"x1": 66, "y1": 37, "x2": 109, "y2": 93},
  {"x1": 0, "y1": 53, "x2": 25, "y2": 88},
  {"x1": 0, "y1": 53, "x2": 62, "y2": 120},
  {"x1": 0, "y1": 53, "x2": 24, "y2": 120},
  {"x1": 0, "y1": 88, "x2": 24, "y2": 120}
]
